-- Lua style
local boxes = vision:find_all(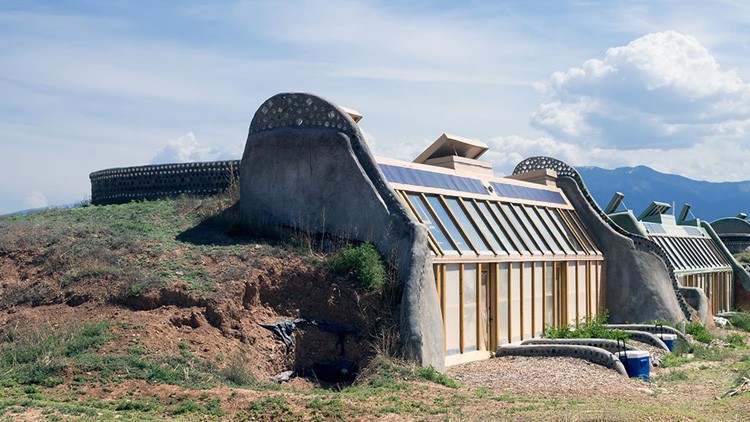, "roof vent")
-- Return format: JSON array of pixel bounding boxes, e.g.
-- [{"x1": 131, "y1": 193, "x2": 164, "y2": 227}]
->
[
  {"x1": 339, "y1": 106, "x2": 363, "y2": 123},
  {"x1": 413, "y1": 133, "x2": 493, "y2": 176},
  {"x1": 739, "y1": 212, "x2": 748, "y2": 220},
  {"x1": 677, "y1": 204, "x2": 692, "y2": 224},
  {"x1": 638, "y1": 201, "x2": 671, "y2": 221},
  {"x1": 413, "y1": 133, "x2": 489, "y2": 163},
  {"x1": 604, "y1": 192, "x2": 625, "y2": 214}
]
